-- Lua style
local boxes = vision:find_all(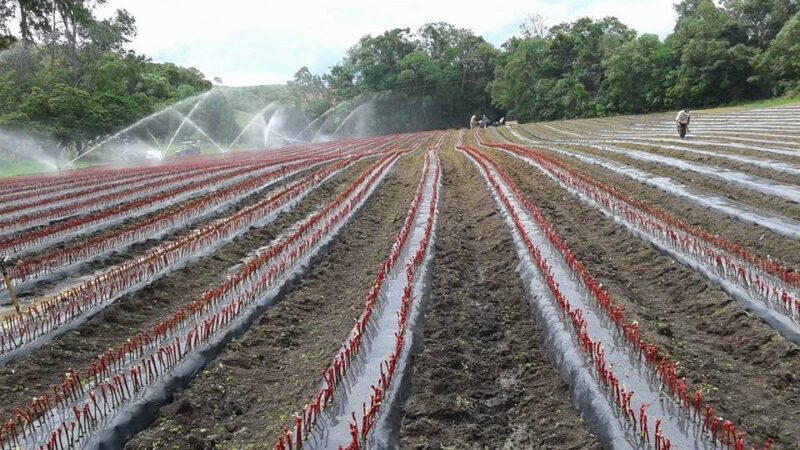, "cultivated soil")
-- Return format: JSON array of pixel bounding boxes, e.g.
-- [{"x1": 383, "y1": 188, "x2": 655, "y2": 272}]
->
[
  {"x1": 607, "y1": 142, "x2": 800, "y2": 185},
  {"x1": 399, "y1": 146, "x2": 600, "y2": 449},
  {"x1": 4, "y1": 109, "x2": 800, "y2": 450},
  {"x1": 552, "y1": 141, "x2": 800, "y2": 222},
  {"x1": 487, "y1": 147, "x2": 800, "y2": 447},
  {"x1": 12, "y1": 166, "x2": 320, "y2": 301},
  {"x1": 494, "y1": 128, "x2": 800, "y2": 269},
  {"x1": 126, "y1": 152, "x2": 424, "y2": 449},
  {"x1": 0, "y1": 157, "x2": 377, "y2": 421}
]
